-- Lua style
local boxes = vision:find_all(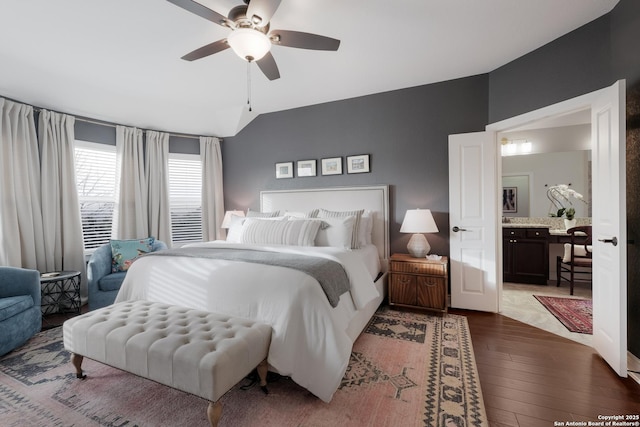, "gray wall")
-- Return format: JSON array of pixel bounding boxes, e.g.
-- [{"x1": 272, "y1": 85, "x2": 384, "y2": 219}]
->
[
  {"x1": 75, "y1": 119, "x2": 200, "y2": 154},
  {"x1": 222, "y1": 75, "x2": 489, "y2": 256},
  {"x1": 488, "y1": 14, "x2": 612, "y2": 124},
  {"x1": 612, "y1": 0, "x2": 640, "y2": 358}
]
